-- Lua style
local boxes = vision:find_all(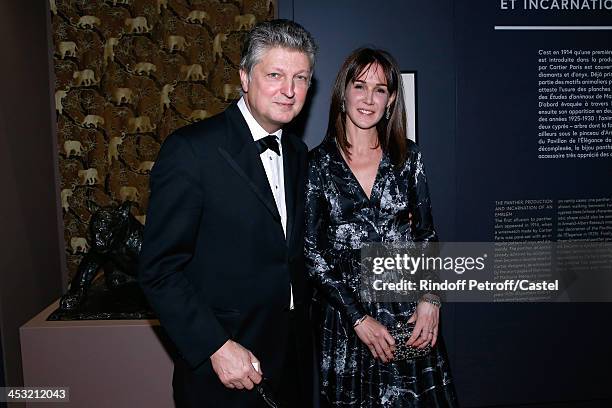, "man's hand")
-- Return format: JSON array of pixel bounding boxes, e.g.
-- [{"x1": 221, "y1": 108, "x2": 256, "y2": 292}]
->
[
  {"x1": 210, "y1": 340, "x2": 262, "y2": 390},
  {"x1": 354, "y1": 316, "x2": 396, "y2": 363}
]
